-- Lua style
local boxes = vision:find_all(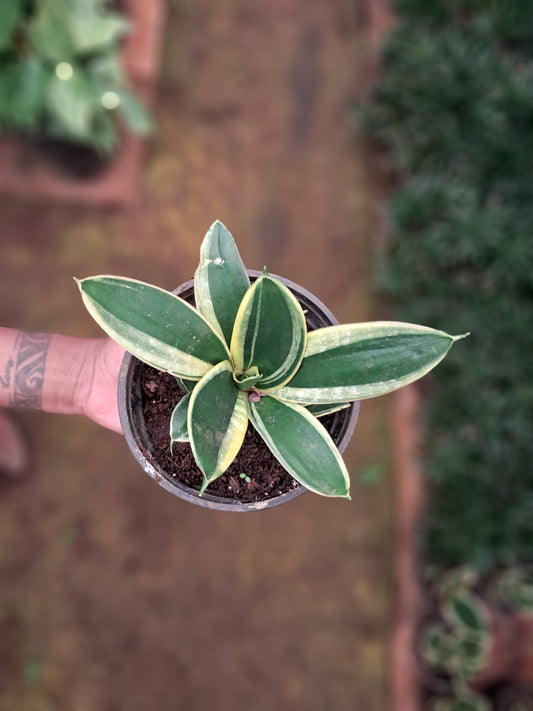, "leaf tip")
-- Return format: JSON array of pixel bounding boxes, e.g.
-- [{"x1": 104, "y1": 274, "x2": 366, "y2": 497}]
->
[
  {"x1": 210, "y1": 218, "x2": 227, "y2": 234},
  {"x1": 453, "y1": 332, "x2": 470, "y2": 342}
]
